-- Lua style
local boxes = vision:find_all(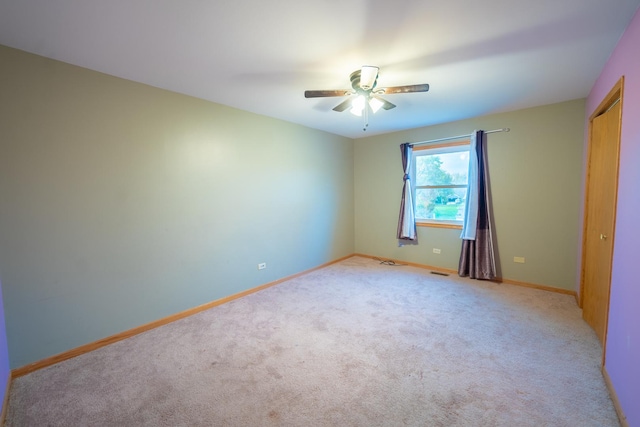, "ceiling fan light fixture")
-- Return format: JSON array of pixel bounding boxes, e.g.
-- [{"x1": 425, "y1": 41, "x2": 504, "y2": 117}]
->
[
  {"x1": 359, "y1": 66, "x2": 379, "y2": 90},
  {"x1": 350, "y1": 95, "x2": 366, "y2": 116},
  {"x1": 369, "y1": 96, "x2": 384, "y2": 113}
]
